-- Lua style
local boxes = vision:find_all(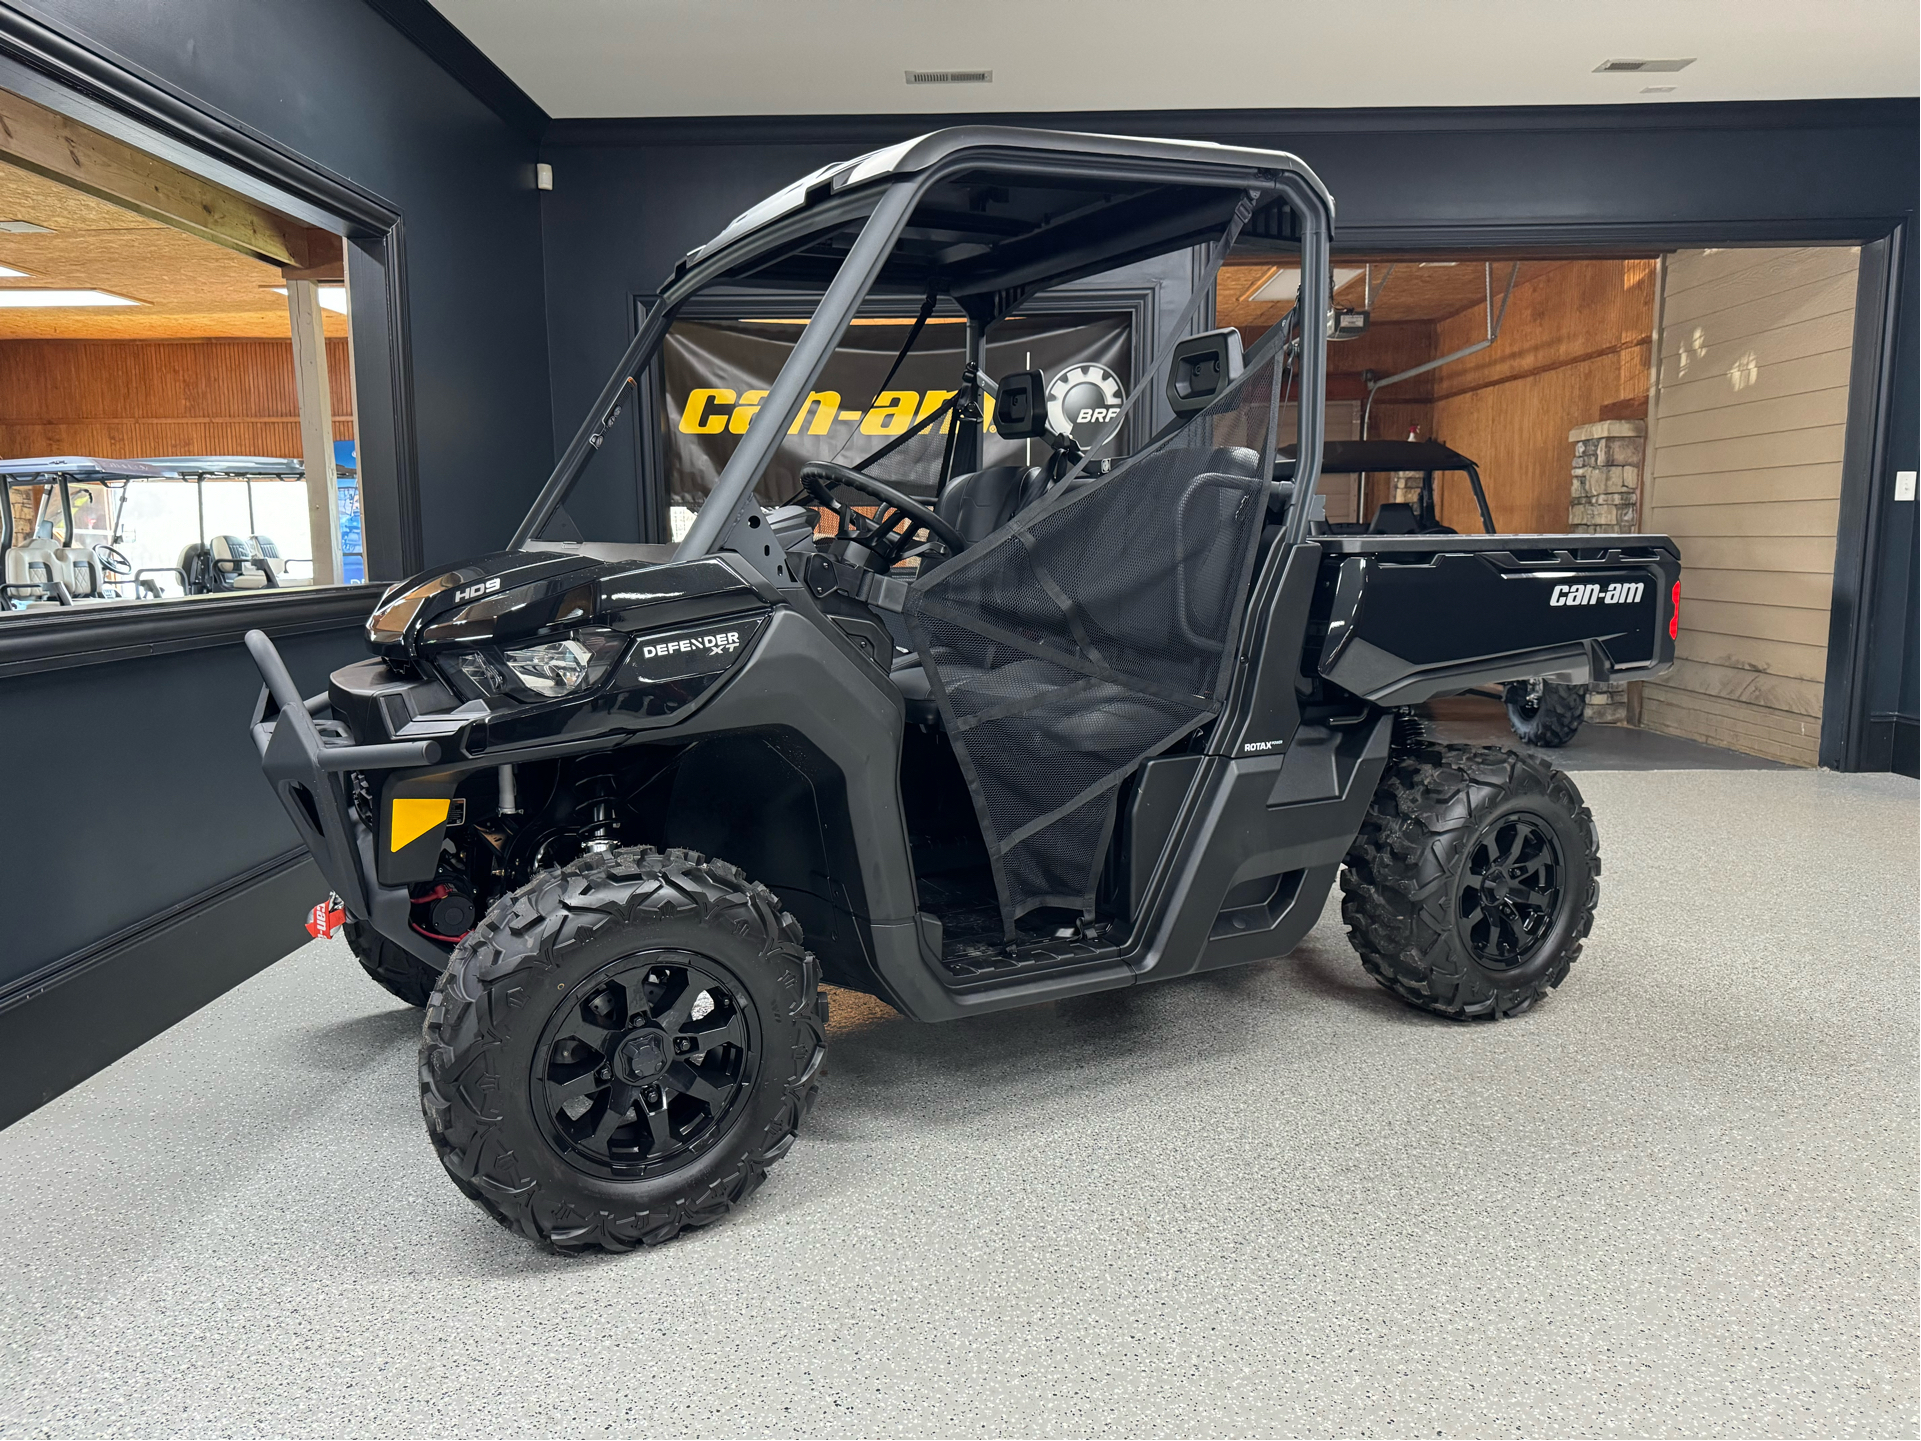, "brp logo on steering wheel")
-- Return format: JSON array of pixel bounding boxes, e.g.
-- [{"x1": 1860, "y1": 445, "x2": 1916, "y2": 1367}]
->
[{"x1": 1046, "y1": 363, "x2": 1125, "y2": 449}]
